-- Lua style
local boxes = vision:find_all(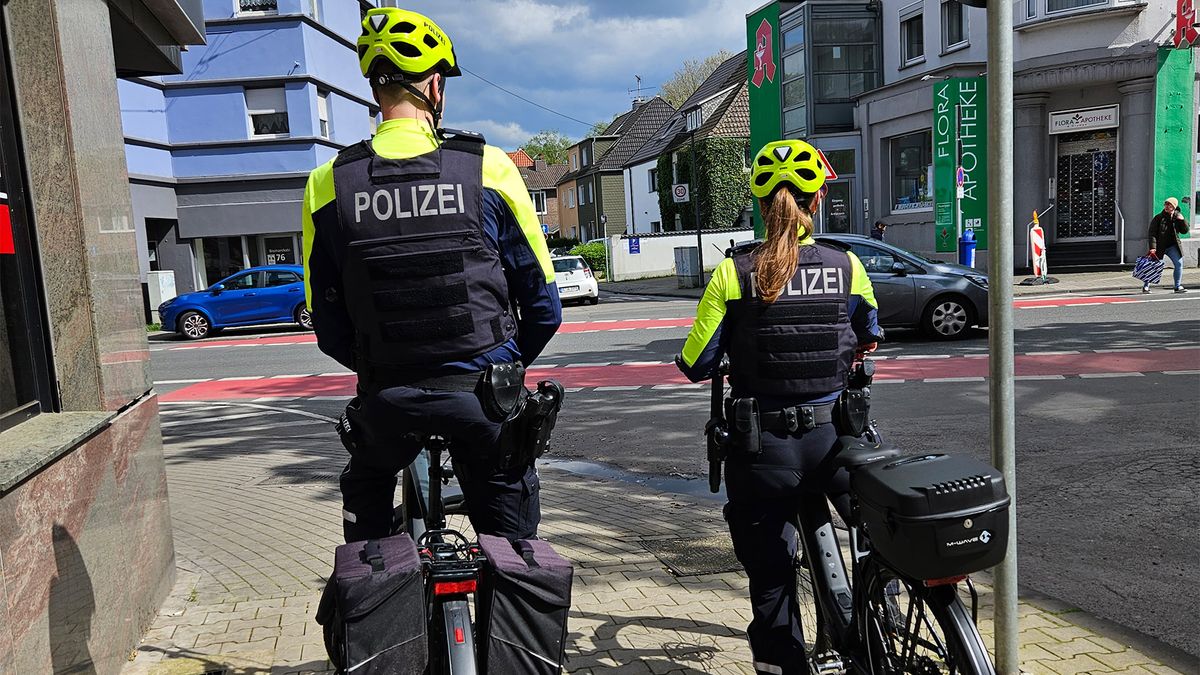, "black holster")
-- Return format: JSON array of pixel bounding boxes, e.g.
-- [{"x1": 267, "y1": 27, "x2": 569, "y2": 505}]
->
[
  {"x1": 497, "y1": 380, "x2": 565, "y2": 470},
  {"x1": 477, "y1": 363, "x2": 528, "y2": 423},
  {"x1": 834, "y1": 387, "x2": 870, "y2": 437},
  {"x1": 725, "y1": 397, "x2": 763, "y2": 457}
]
